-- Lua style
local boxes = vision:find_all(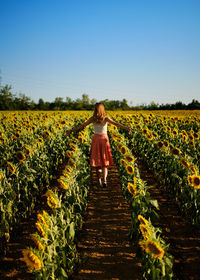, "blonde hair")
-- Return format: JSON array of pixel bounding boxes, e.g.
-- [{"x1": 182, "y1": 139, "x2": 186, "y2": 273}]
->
[{"x1": 93, "y1": 103, "x2": 106, "y2": 123}]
